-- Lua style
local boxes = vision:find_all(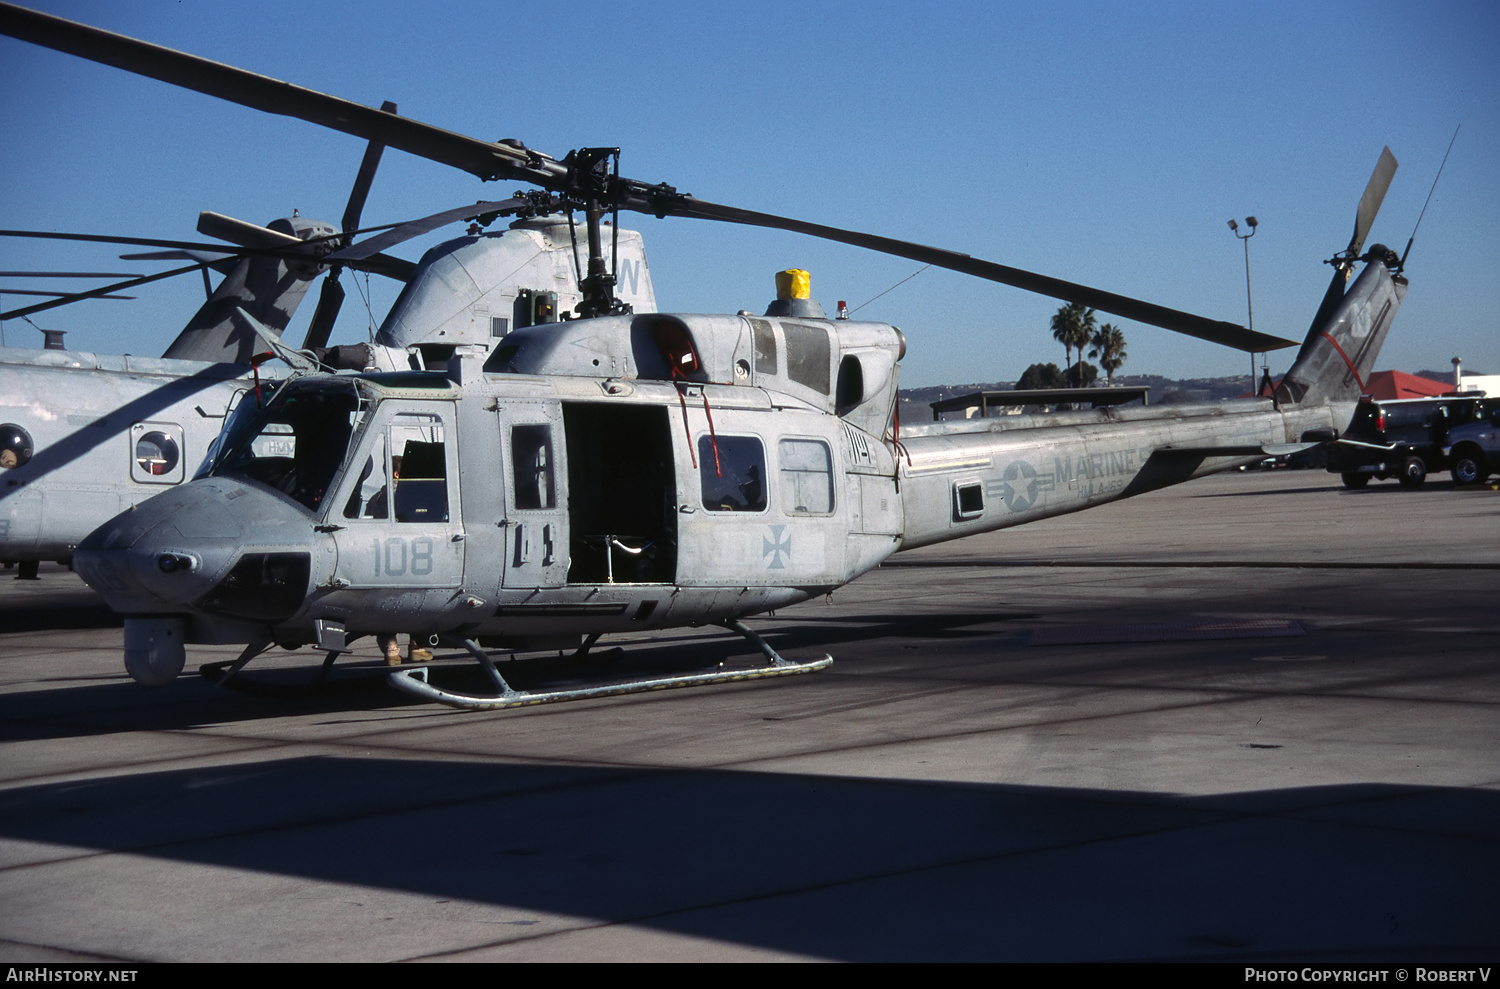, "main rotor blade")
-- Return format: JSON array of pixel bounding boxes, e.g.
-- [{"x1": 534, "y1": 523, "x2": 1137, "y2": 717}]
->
[
  {"x1": 342, "y1": 101, "x2": 395, "y2": 236},
  {"x1": 1350, "y1": 146, "x2": 1398, "y2": 257},
  {"x1": 656, "y1": 198, "x2": 1299, "y2": 352},
  {"x1": 327, "y1": 197, "x2": 530, "y2": 262},
  {"x1": 0, "y1": 3, "x2": 563, "y2": 187}
]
